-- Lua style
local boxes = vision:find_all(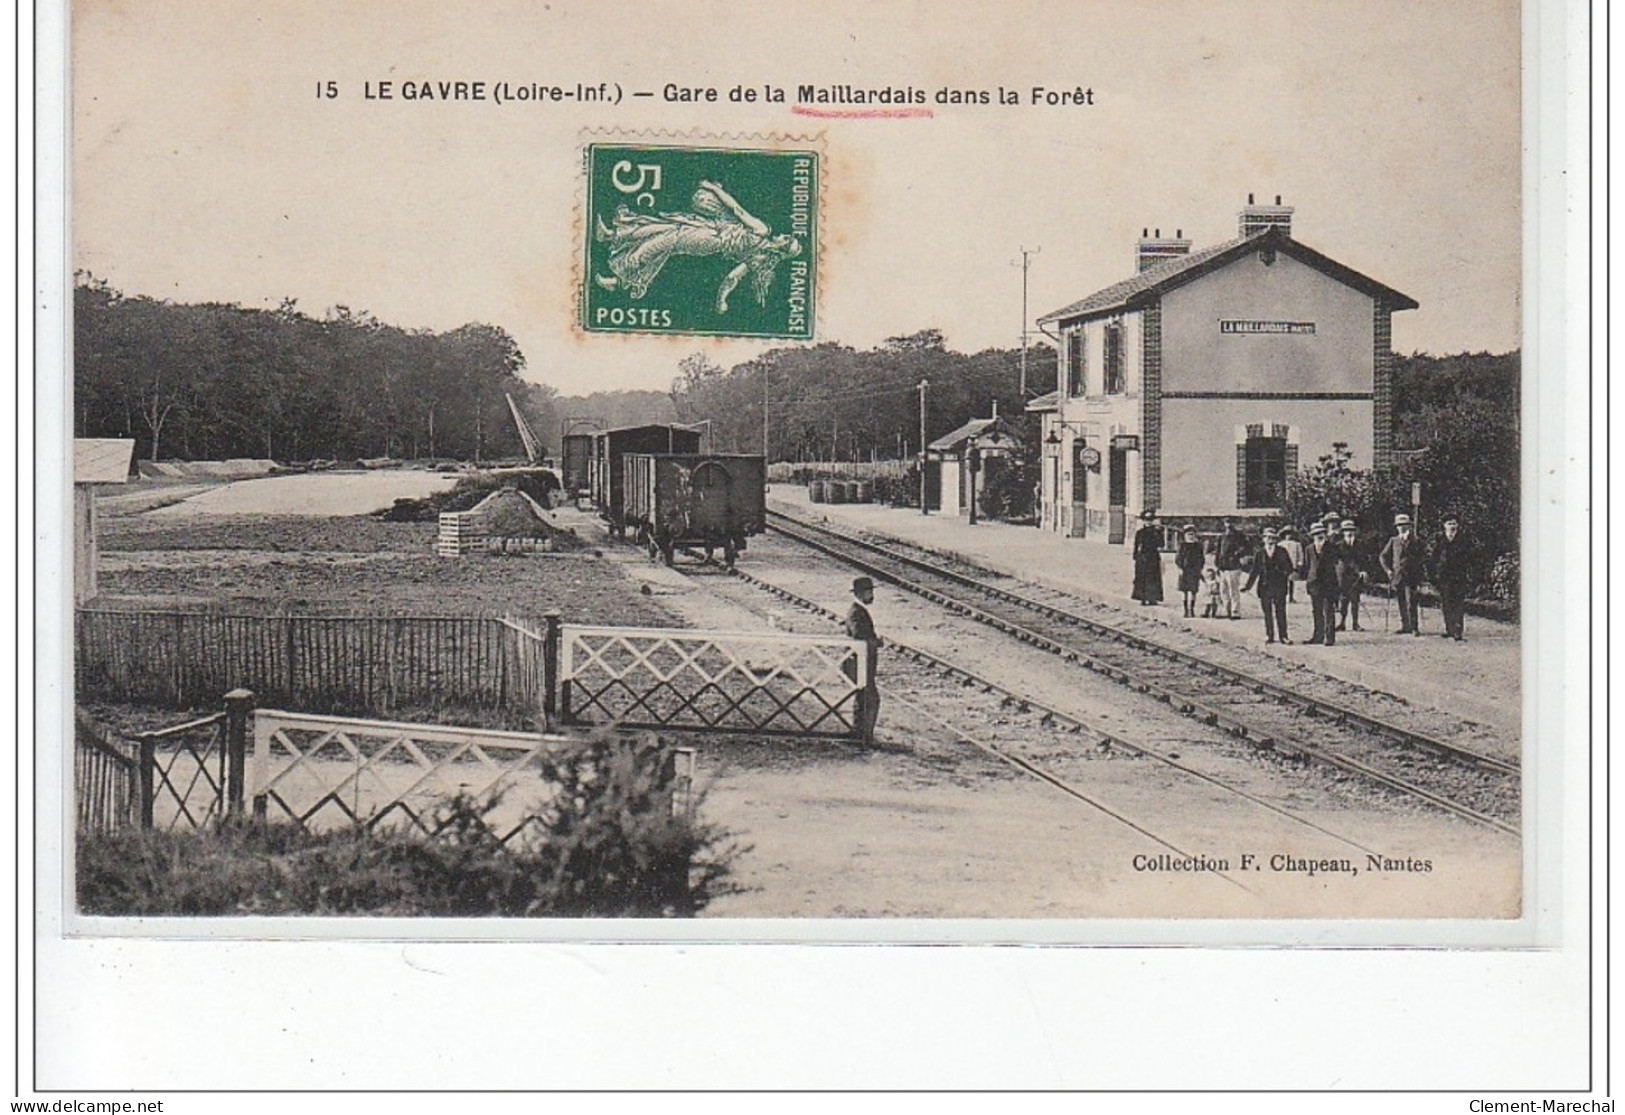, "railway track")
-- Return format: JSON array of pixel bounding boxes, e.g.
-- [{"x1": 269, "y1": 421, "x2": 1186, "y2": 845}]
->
[
  {"x1": 761, "y1": 511, "x2": 1520, "y2": 835},
  {"x1": 674, "y1": 548, "x2": 1387, "y2": 881}
]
